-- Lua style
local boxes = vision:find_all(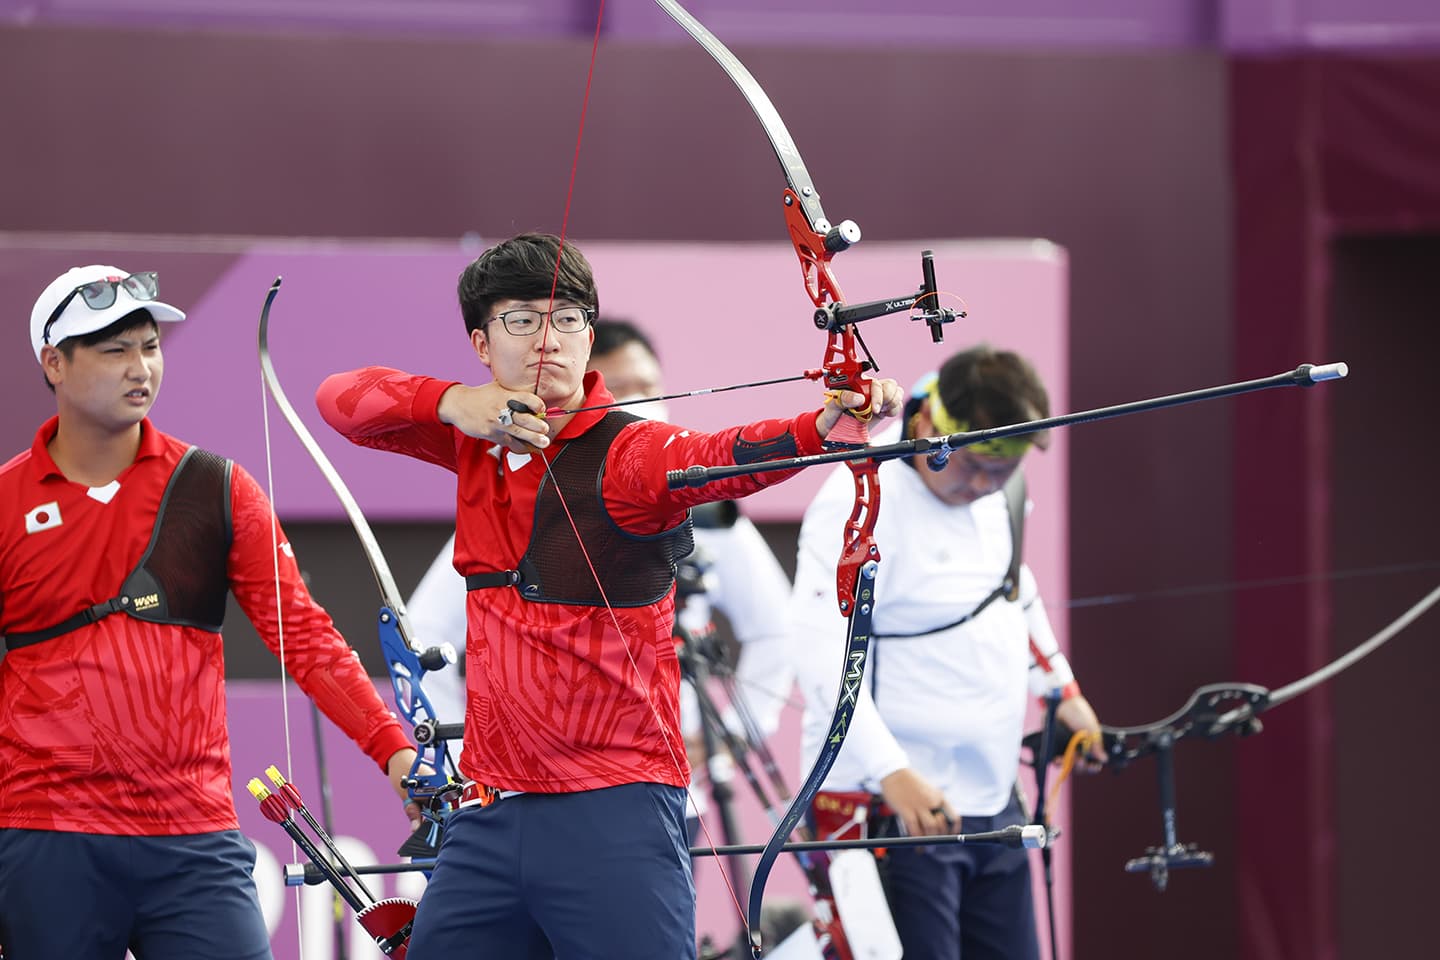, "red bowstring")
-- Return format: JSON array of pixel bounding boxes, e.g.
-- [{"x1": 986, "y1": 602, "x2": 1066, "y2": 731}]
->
[{"x1": 531, "y1": 0, "x2": 749, "y2": 935}]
